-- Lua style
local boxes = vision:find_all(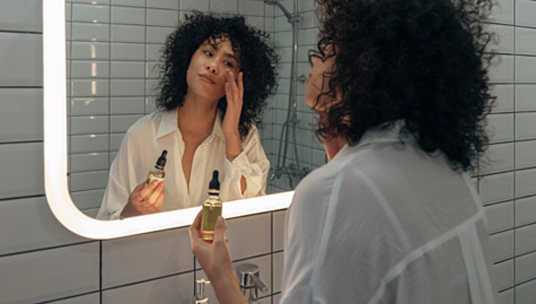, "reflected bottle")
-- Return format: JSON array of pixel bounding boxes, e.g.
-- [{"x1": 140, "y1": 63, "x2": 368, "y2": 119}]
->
[
  {"x1": 146, "y1": 150, "x2": 167, "y2": 185},
  {"x1": 201, "y1": 170, "x2": 222, "y2": 241}
]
